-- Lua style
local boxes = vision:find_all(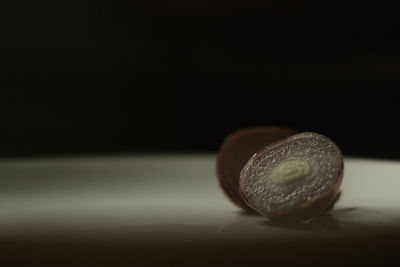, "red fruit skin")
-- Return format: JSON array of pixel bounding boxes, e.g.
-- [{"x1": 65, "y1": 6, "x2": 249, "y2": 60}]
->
[
  {"x1": 216, "y1": 126, "x2": 297, "y2": 211},
  {"x1": 238, "y1": 134, "x2": 344, "y2": 222}
]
